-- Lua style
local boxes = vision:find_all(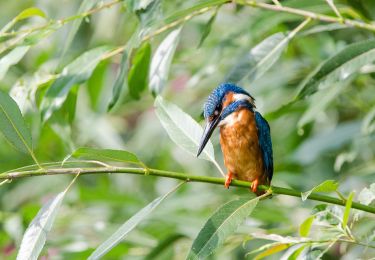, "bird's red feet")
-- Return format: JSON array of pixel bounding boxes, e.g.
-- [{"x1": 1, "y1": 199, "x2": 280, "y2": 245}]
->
[
  {"x1": 224, "y1": 172, "x2": 233, "y2": 189},
  {"x1": 251, "y1": 178, "x2": 260, "y2": 193}
]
